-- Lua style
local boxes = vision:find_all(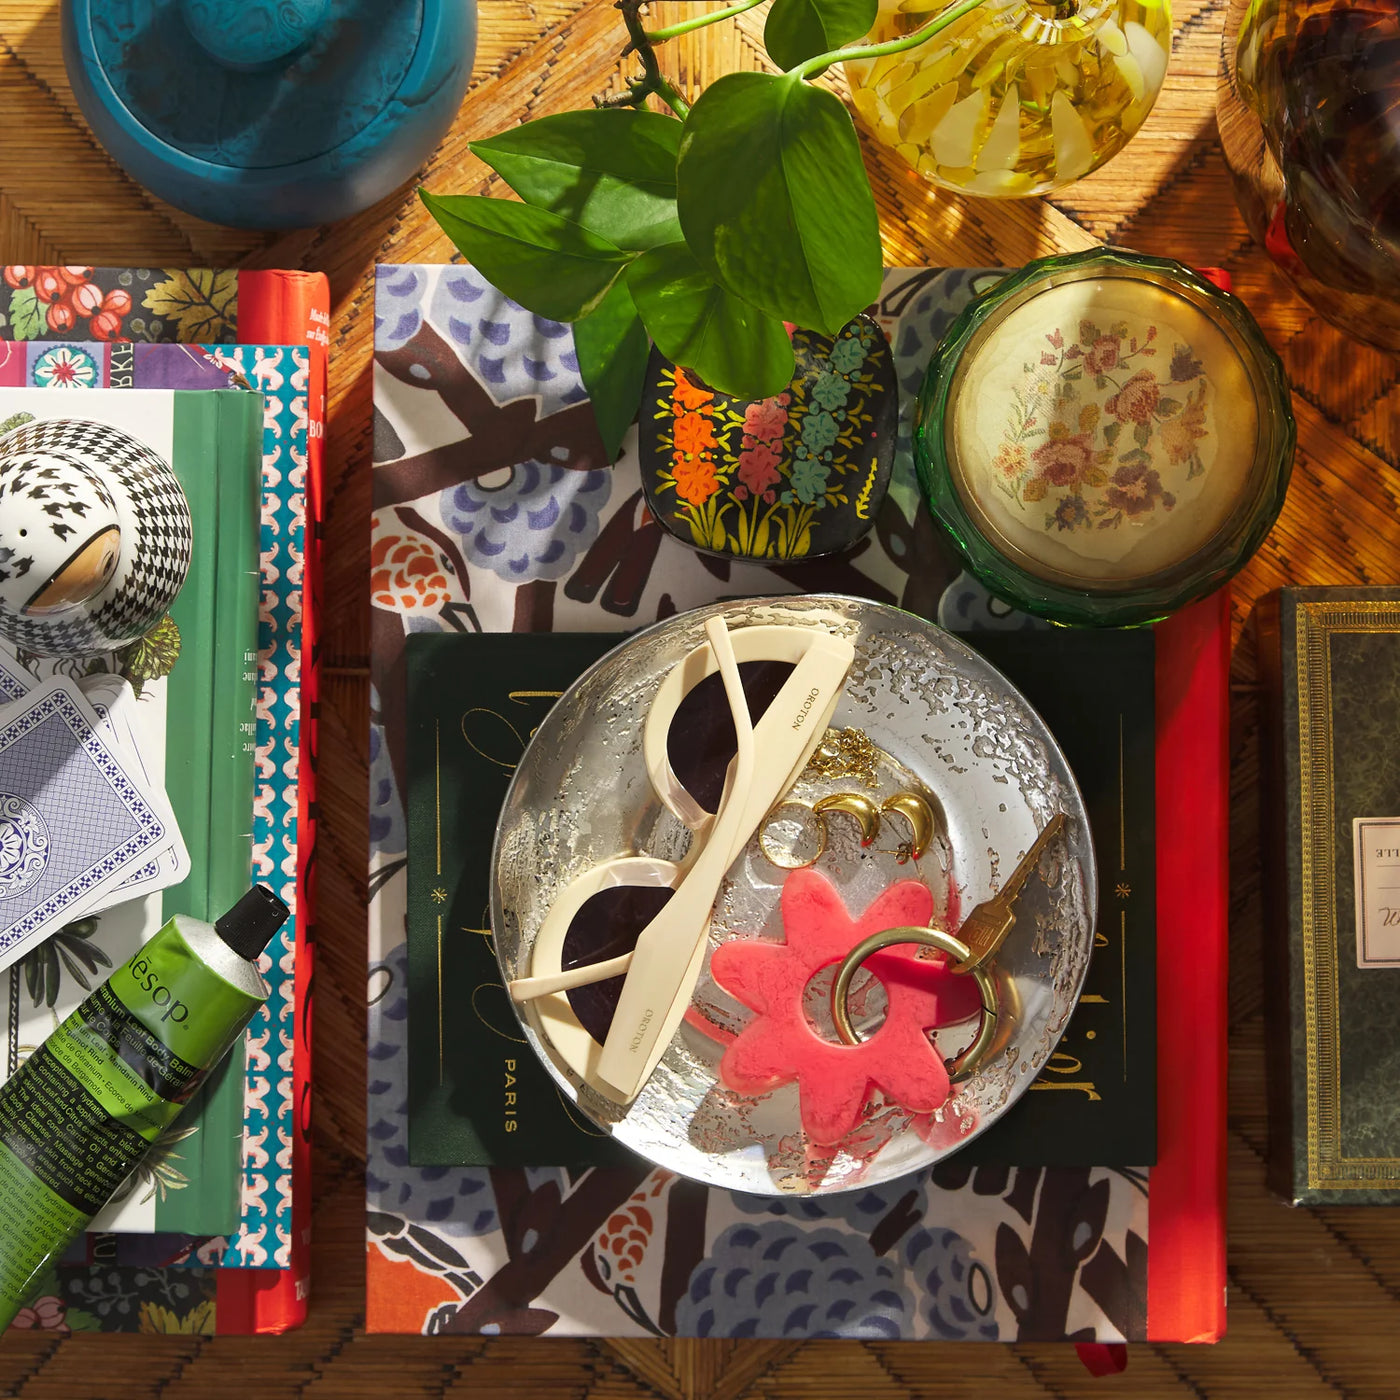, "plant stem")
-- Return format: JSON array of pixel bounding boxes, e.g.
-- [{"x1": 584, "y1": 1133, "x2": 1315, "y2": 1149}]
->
[
  {"x1": 790, "y1": 0, "x2": 989, "y2": 78},
  {"x1": 654, "y1": 74, "x2": 691, "y2": 116},
  {"x1": 644, "y1": 0, "x2": 765, "y2": 41},
  {"x1": 598, "y1": 0, "x2": 692, "y2": 117}
]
